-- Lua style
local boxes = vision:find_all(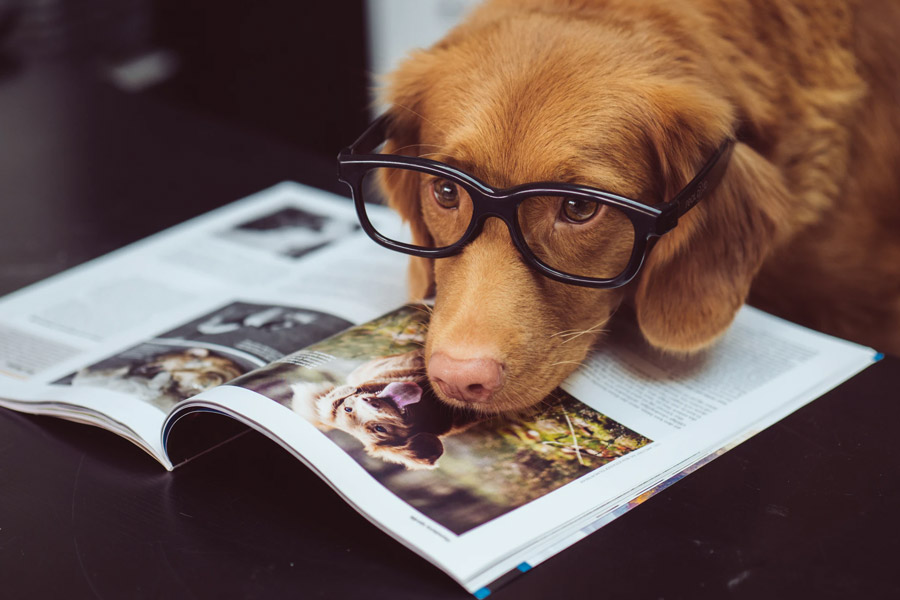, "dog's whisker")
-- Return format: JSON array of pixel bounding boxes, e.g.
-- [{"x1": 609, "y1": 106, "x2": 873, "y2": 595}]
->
[
  {"x1": 552, "y1": 328, "x2": 597, "y2": 340},
  {"x1": 392, "y1": 103, "x2": 450, "y2": 138},
  {"x1": 408, "y1": 304, "x2": 433, "y2": 317},
  {"x1": 557, "y1": 325, "x2": 603, "y2": 335},
  {"x1": 550, "y1": 329, "x2": 583, "y2": 338},
  {"x1": 550, "y1": 360, "x2": 586, "y2": 368},
  {"x1": 555, "y1": 320, "x2": 610, "y2": 345}
]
